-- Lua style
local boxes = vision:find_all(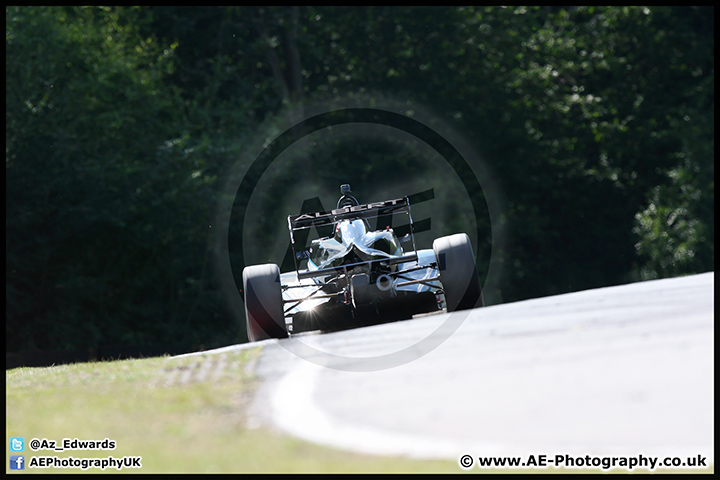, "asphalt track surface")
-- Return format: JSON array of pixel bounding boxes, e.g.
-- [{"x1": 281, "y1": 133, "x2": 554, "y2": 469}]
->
[{"x1": 194, "y1": 272, "x2": 714, "y2": 463}]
